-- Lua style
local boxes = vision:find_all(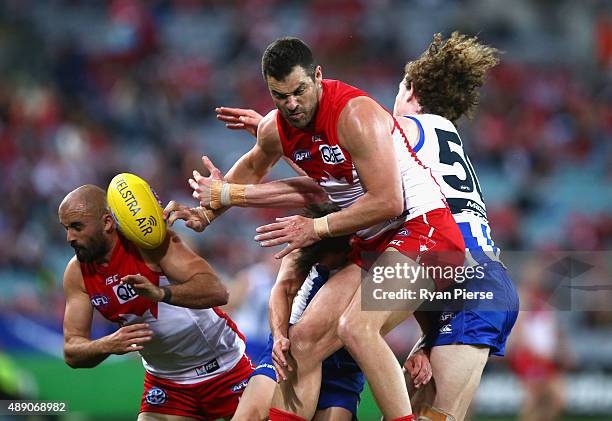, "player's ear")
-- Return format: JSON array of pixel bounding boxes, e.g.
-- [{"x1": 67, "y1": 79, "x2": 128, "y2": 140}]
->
[
  {"x1": 314, "y1": 65, "x2": 322, "y2": 84},
  {"x1": 102, "y1": 212, "x2": 115, "y2": 232},
  {"x1": 406, "y1": 81, "x2": 416, "y2": 101}
]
